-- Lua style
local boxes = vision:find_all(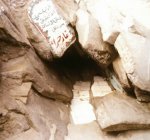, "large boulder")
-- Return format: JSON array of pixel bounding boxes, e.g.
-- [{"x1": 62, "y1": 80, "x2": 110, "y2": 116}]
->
[
  {"x1": 76, "y1": 9, "x2": 117, "y2": 68},
  {"x1": 115, "y1": 32, "x2": 150, "y2": 92},
  {"x1": 94, "y1": 91, "x2": 150, "y2": 131},
  {"x1": 0, "y1": 87, "x2": 70, "y2": 140},
  {"x1": 112, "y1": 57, "x2": 132, "y2": 92},
  {"x1": 52, "y1": 0, "x2": 78, "y2": 25},
  {"x1": 85, "y1": 0, "x2": 150, "y2": 45},
  {"x1": 85, "y1": 0, "x2": 124, "y2": 44},
  {"x1": 0, "y1": 43, "x2": 72, "y2": 103}
]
